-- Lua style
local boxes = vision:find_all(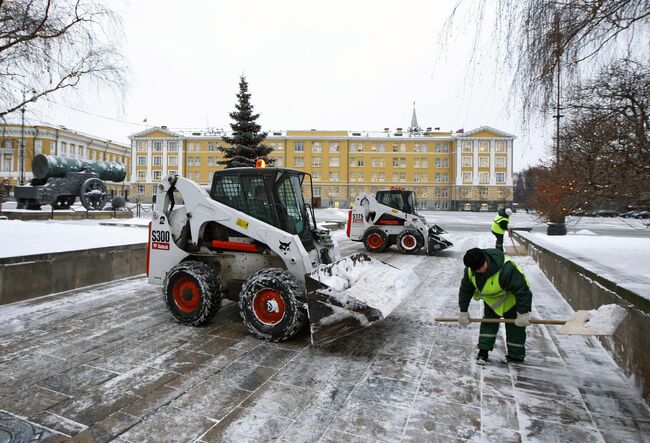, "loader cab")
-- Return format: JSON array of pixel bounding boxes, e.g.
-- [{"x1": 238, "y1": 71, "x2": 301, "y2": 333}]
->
[
  {"x1": 376, "y1": 190, "x2": 418, "y2": 215},
  {"x1": 209, "y1": 167, "x2": 315, "y2": 249}
]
